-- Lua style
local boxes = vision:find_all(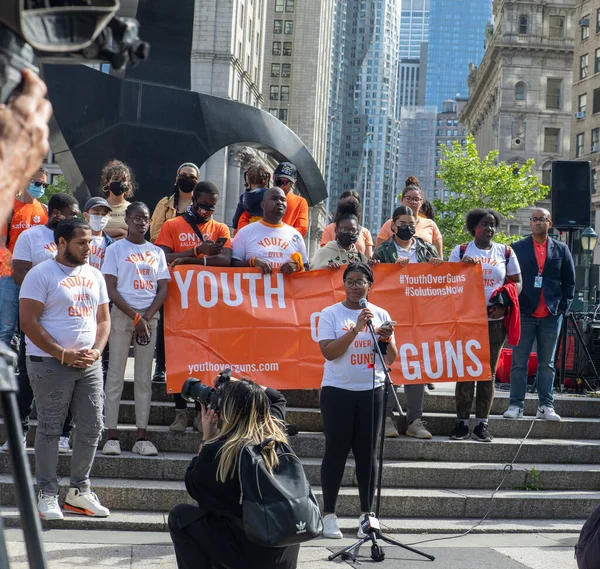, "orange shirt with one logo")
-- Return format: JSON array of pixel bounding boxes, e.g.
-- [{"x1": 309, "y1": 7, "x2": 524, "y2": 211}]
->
[{"x1": 155, "y1": 216, "x2": 231, "y2": 255}]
